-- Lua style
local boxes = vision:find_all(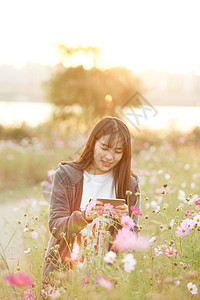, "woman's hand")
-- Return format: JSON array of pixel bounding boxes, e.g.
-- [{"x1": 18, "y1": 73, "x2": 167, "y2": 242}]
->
[
  {"x1": 112, "y1": 204, "x2": 128, "y2": 217},
  {"x1": 85, "y1": 200, "x2": 103, "y2": 221}
]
